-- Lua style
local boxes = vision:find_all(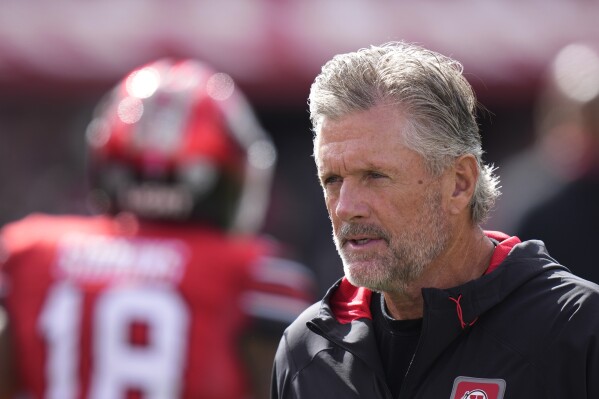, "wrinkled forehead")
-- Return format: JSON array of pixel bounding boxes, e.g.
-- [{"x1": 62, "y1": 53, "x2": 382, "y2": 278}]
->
[
  {"x1": 314, "y1": 105, "x2": 412, "y2": 155},
  {"x1": 313, "y1": 109, "x2": 423, "y2": 177}
]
